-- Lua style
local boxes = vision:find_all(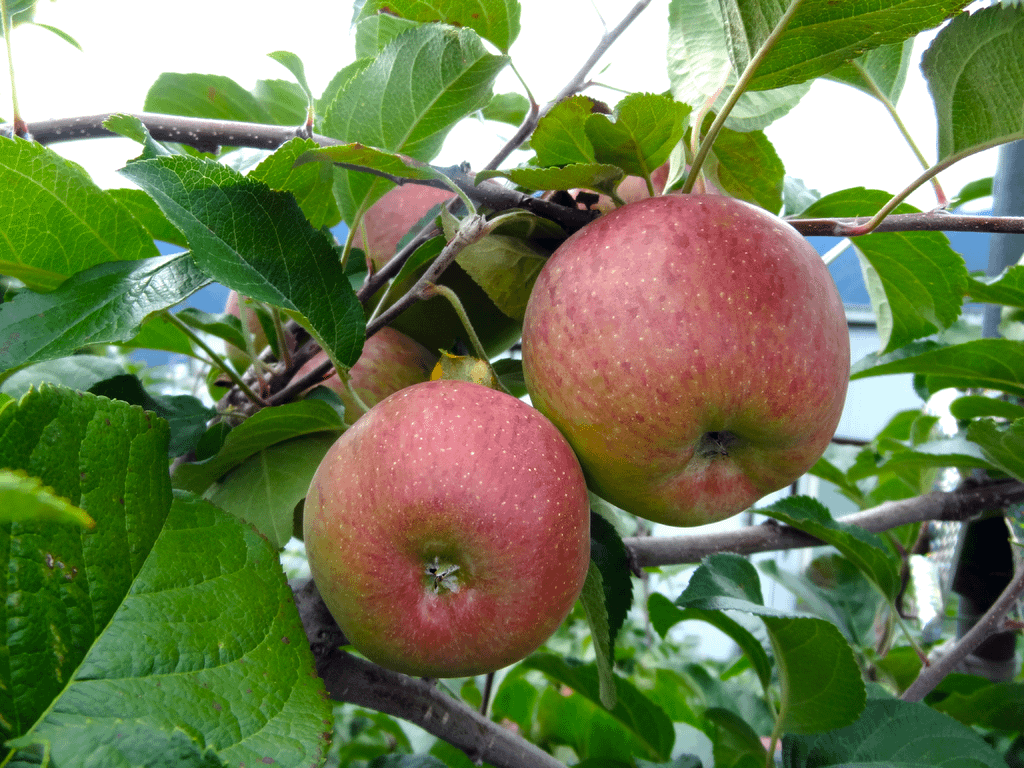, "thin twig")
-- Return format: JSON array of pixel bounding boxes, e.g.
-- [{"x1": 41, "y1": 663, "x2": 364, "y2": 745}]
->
[{"x1": 901, "y1": 562, "x2": 1024, "y2": 702}]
